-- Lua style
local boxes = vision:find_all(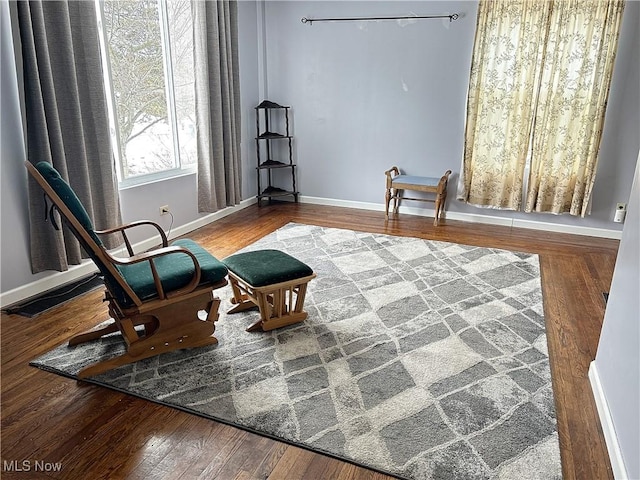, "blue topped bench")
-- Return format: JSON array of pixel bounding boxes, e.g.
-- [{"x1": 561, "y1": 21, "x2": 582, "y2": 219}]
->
[{"x1": 384, "y1": 166, "x2": 452, "y2": 226}]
